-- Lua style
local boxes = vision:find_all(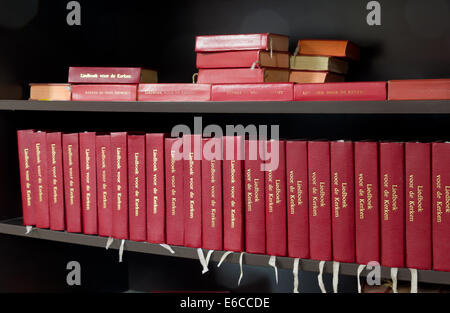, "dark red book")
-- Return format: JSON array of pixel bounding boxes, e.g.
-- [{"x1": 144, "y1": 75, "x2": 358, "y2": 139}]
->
[
  {"x1": 286, "y1": 141, "x2": 309, "y2": 259},
  {"x1": 405, "y1": 142, "x2": 432, "y2": 270},
  {"x1": 308, "y1": 141, "x2": 332, "y2": 261},
  {"x1": 111, "y1": 132, "x2": 128, "y2": 239},
  {"x1": 138, "y1": 84, "x2": 211, "y2": 101},
  {"x1": 68, "y1": 67, "x2": 157, "y2": 84},
  {"x1": 165, "y1": 138, "x2": 184, "y2": 246},
  {"x1": 128, "y1": 135, "x2": 146, "y2": 242},
  {"x1": 79, "y1": 132, "x2": 98, "y2": 235},
  {"x1": 223, "y1": 136, "x2": 244, "y2": 252},
  {"x1": 146, "y1": 133, "x2": 166, "y2": 244},
  {"x1": 196, "y1": 50, "x2": 289, "y2": 69},
  {"x1": 432, "y1": 142, "x2": 450, "y2": 271},
  {"x1": 211, "y1": 83, "x2": 294, "y2": 101},
  {"x1": 17, "y1": 130, "x2": 35, "y2": 226},
  {"x1": 388, "y1": 79, "x2": 450, "y2": 100},
  {"x1": 202, "y1": 137, "x2": 223, "y2": 251},
  {"x1": 46, "y1": 132, "x2": 65, "y2": 231},
  {"x1": 265, "y1": 140, "x2": 287, "y2": 256},
  {"x1": 62, "y1": 133, "x2": 82, "y2": 233},
  {"x1": 294, "y1": 82, "x2": 387, "y2": 101},
  {"x1": 354, "y1": 142, "x2": 380, "y2": 264},
  {"x1": 198, "y1": 68, "x2": 289, "y2": 84},
  {"x1": 195, "y1": 33, "x2": 289, "y2": 52},
  {"x1": 96, "y1": 135, "x2": 113, "y2": 237},
  {"x1": 380, "y1": 142, "x2": 405, "y2": 268},
  {"x1": 244, "y1": 140, "x2": 265, "y2": 254},
  {"x1": 183, "y1": 134, "x2": 202, "y2": 248},
  {"x1": 71, "y1": 84, "x2": 137, "y2": 101},
  {"x1": 330, "y1": 141, "x2": 355, "y2": 263}
]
